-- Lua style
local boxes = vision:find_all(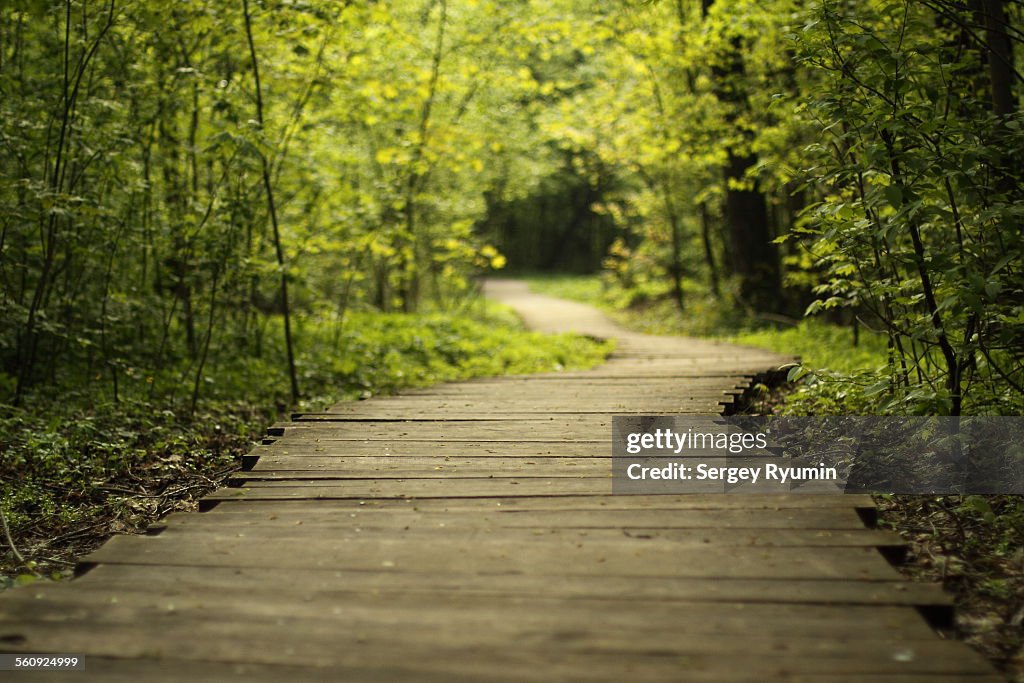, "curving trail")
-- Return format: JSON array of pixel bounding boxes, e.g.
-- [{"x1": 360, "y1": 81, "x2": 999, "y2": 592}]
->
[{"x1": 0, "y1": 280, "x2": 999, "y2": 681}]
